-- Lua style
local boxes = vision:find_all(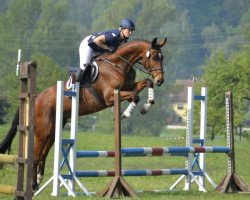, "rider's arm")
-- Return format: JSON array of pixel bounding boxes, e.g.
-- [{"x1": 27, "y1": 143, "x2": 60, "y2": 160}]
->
[{"x1": 93, "y1": 35, "x2": 109, "y2": 51}]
